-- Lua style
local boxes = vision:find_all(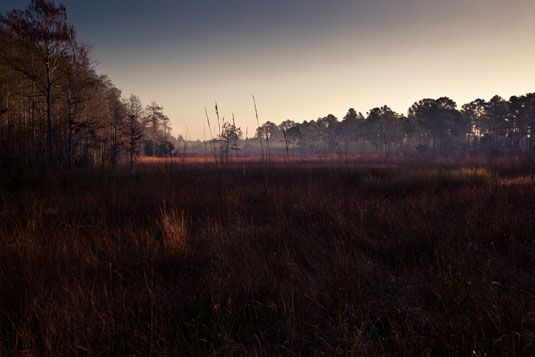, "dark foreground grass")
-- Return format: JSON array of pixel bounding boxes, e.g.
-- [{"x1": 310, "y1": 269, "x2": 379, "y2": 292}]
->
[{"x1": 0, "y1": 162, "x2": 534, "y2": 355}]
